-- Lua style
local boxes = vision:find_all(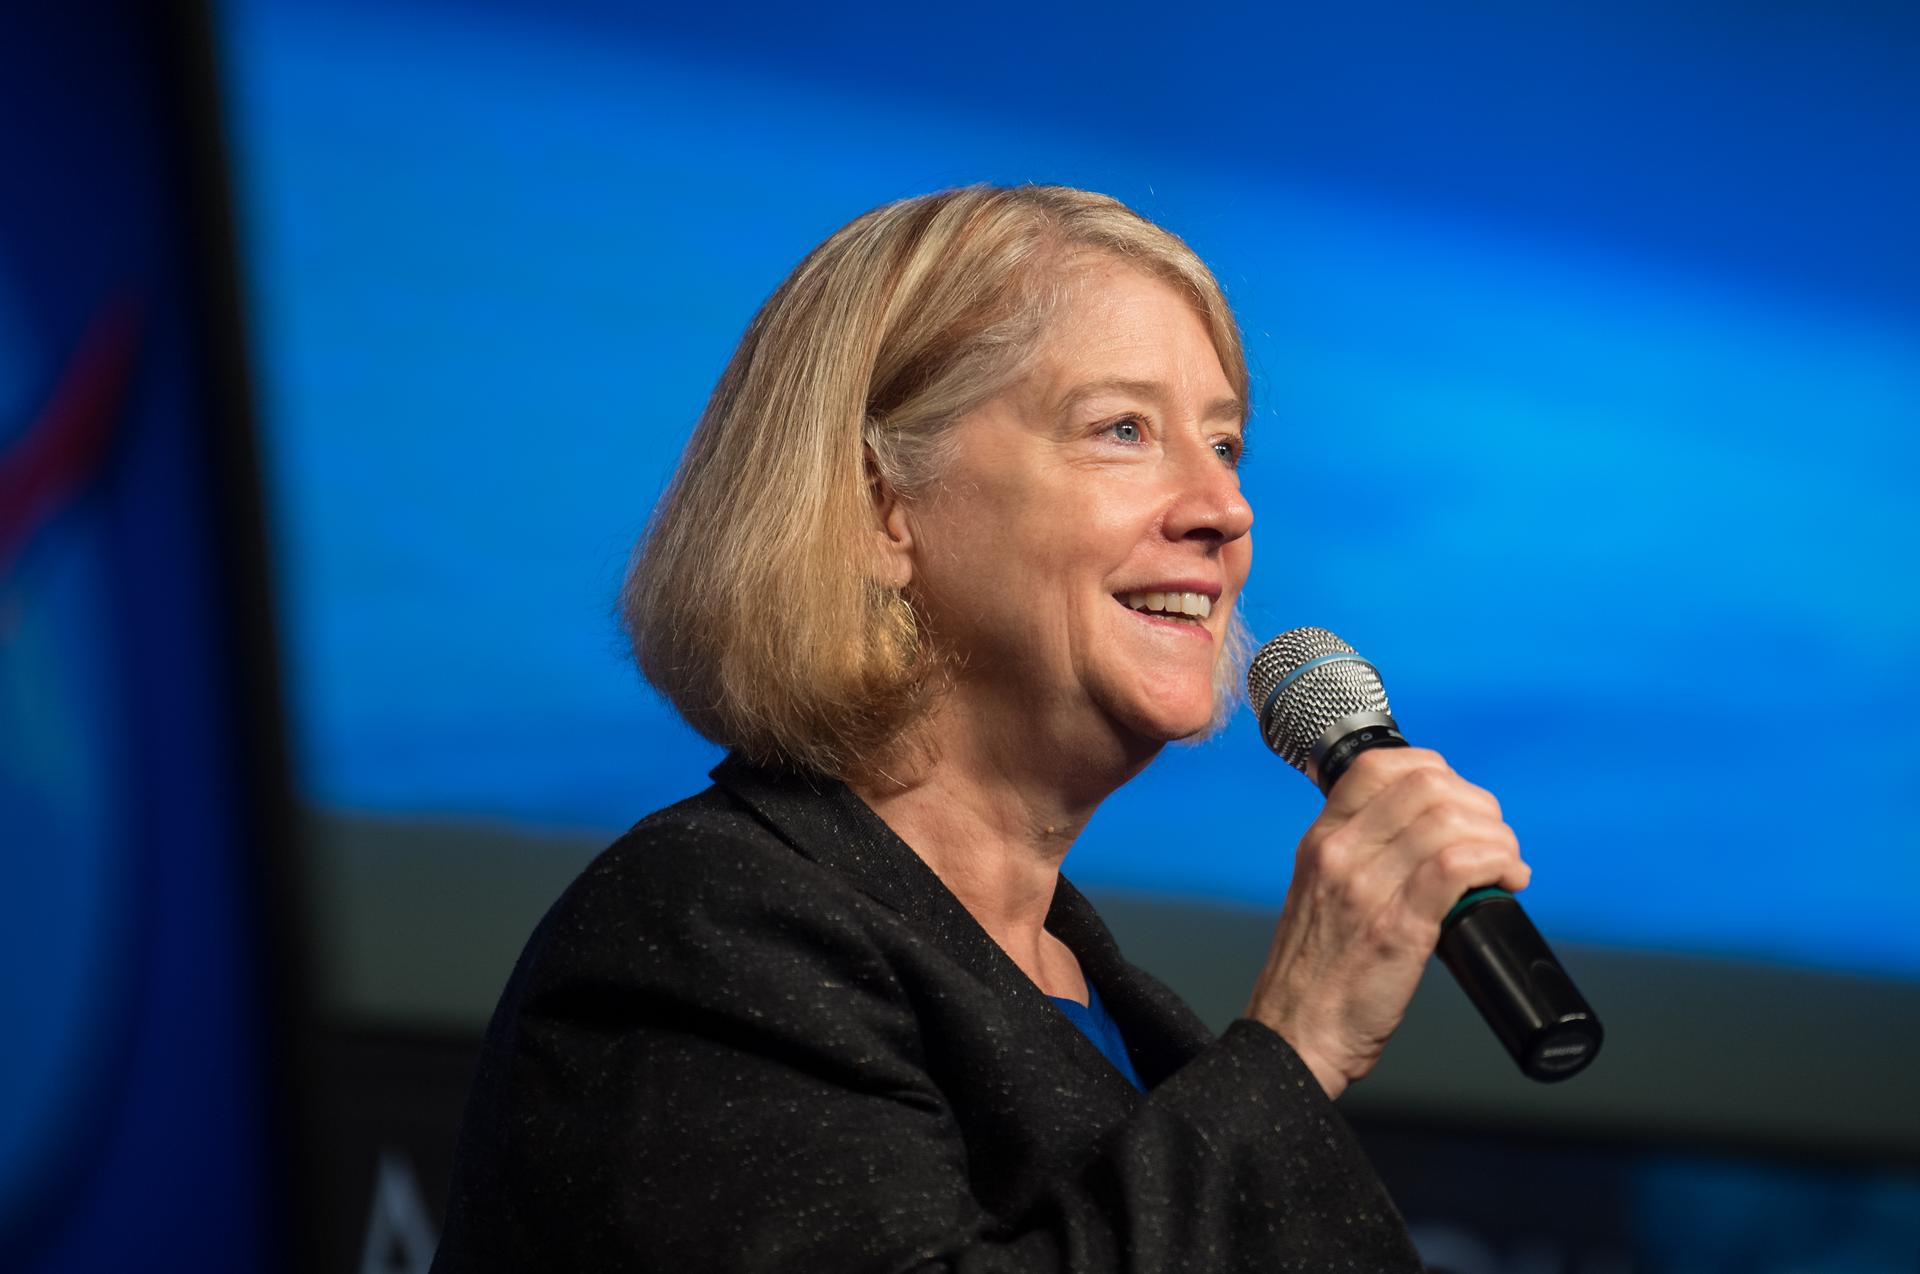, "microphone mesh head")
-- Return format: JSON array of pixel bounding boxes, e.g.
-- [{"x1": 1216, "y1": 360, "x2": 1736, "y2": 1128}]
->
[{"x1": 1245, "y1": 627, "x2": 1391, "y2": 772}]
